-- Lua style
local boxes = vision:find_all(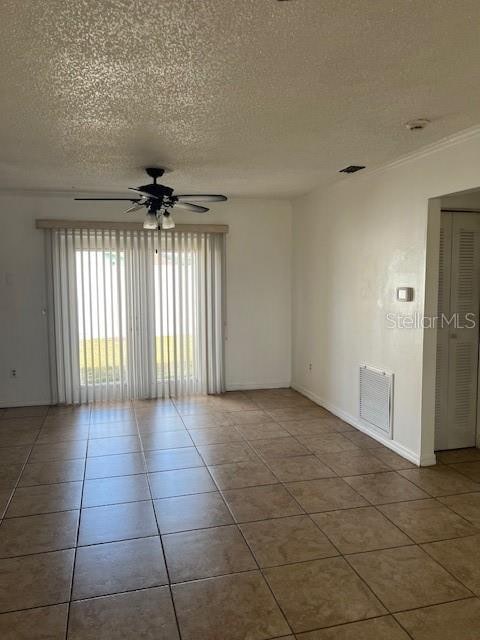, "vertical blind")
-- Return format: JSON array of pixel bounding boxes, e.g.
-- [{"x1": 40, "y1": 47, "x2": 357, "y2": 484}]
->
[{"x1": 46, "y1": 227, "x2": 225, "y2": 403}]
